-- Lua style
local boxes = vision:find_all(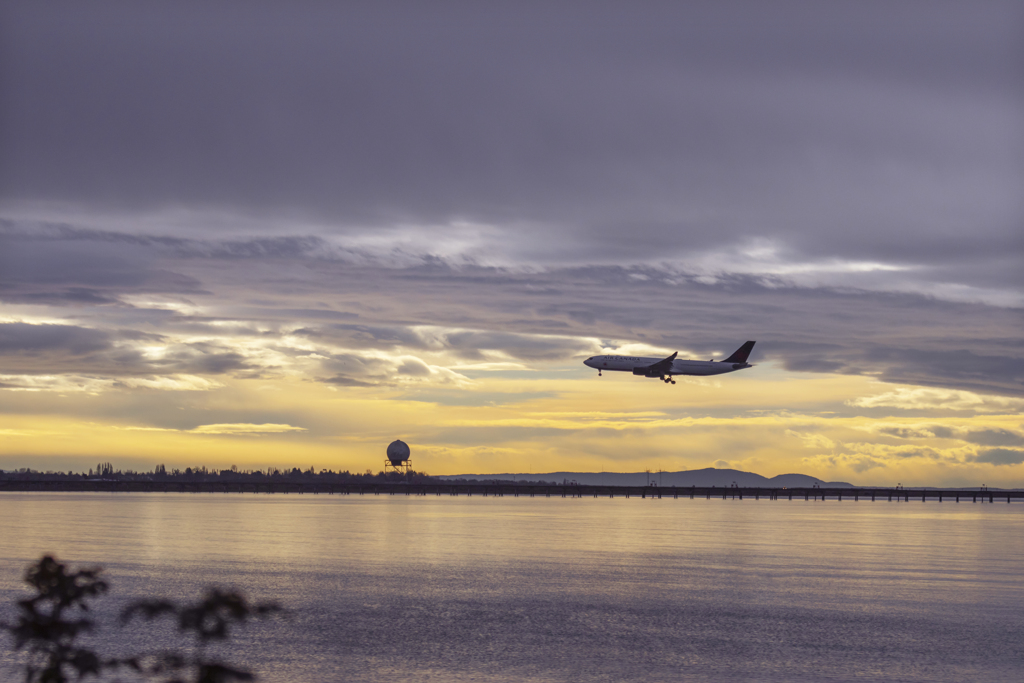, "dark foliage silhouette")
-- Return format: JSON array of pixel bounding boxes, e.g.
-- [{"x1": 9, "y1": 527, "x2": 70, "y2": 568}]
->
[
  {"x1": 121, "y1": 588, "x2": 282, "y2": 682},
  {"x1": 3, "y1": 556, "x2": 281, "y2": 683},
  {"x1": 4, "y1": 555, "x2": 109, "y2": 682}
]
